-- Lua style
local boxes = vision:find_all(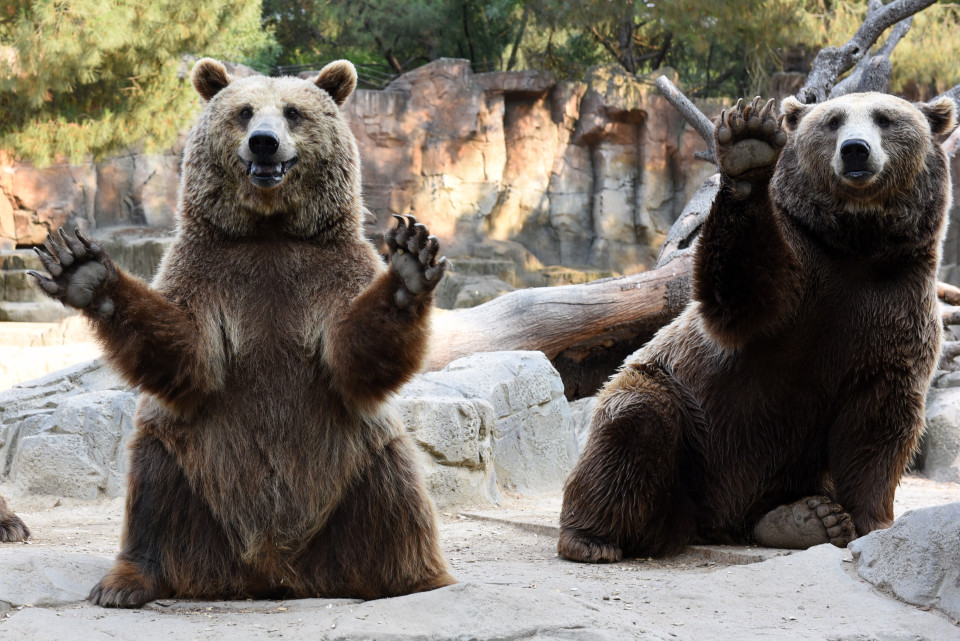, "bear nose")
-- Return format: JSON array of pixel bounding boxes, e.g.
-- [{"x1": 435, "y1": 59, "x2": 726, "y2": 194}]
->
[
  {"x1": 840, "y1": 139, "x2": 870, "y2": 172},
  {"x1": 248, "y1": 130, "x2": 280, "y2": 158}
]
